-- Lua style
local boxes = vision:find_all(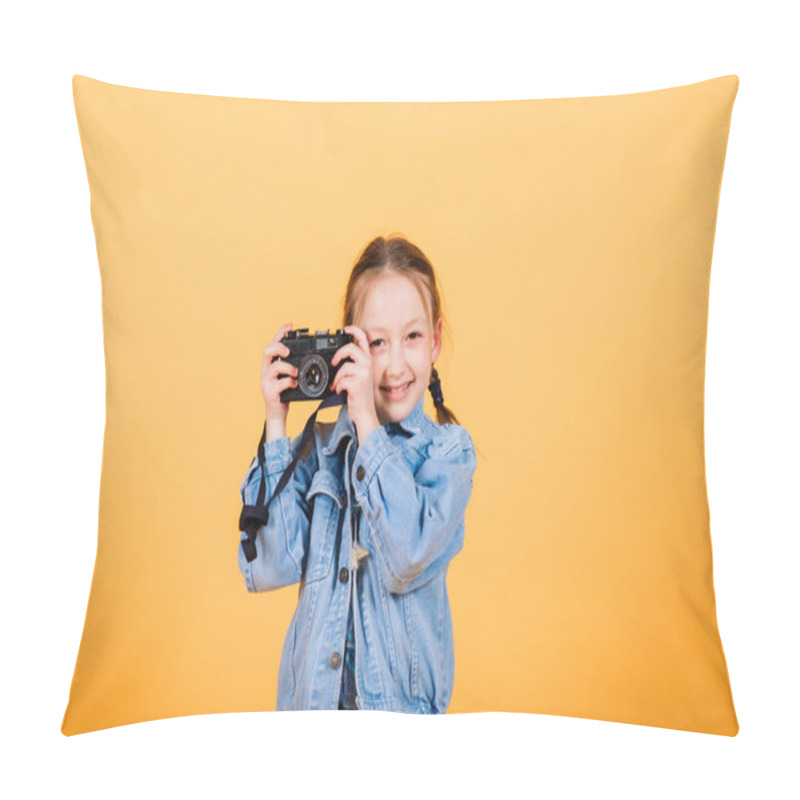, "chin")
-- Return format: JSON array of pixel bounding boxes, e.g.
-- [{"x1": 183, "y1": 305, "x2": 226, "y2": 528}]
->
[{"x1": 378, "y1": 396, "x2": 414, "y2": 424}]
